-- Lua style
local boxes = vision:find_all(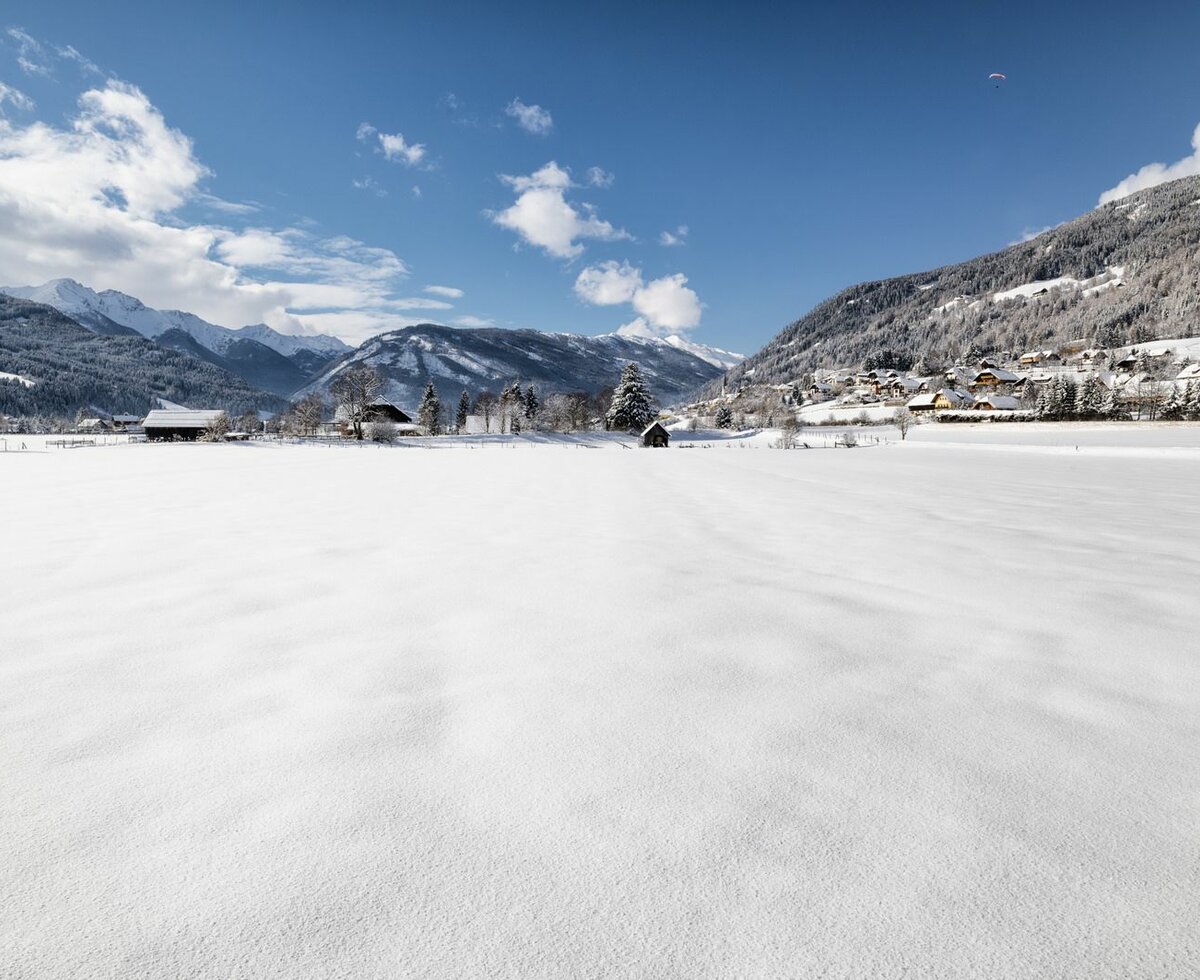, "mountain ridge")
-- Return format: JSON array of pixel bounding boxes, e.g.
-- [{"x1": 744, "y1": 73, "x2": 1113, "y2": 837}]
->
[{"x1": 711, "y1": 174, "x2": 1200, "y2": 394}]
